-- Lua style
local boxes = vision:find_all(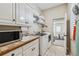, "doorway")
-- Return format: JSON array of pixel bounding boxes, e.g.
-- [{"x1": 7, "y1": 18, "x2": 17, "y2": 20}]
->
[
  {"x1": 53, "y1": 18, "x2": 65, "y2": 47},
  {"x1": 52, "y1": 14, "x2": 68, "y2": 55}
]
